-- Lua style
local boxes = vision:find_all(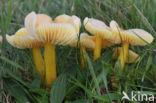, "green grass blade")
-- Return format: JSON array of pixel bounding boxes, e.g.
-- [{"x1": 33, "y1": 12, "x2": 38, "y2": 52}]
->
[{"x1": 0, "y1": 56, "x2": 24, "y2": 71}]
